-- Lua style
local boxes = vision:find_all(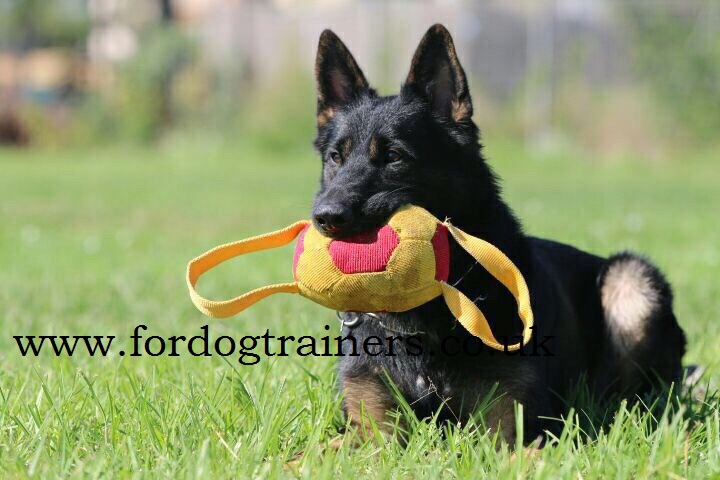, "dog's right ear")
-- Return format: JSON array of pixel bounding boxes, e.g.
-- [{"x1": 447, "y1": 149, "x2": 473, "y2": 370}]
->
[{"x1": 315, "y1": 29, "x2": 372, "y2": 127}]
